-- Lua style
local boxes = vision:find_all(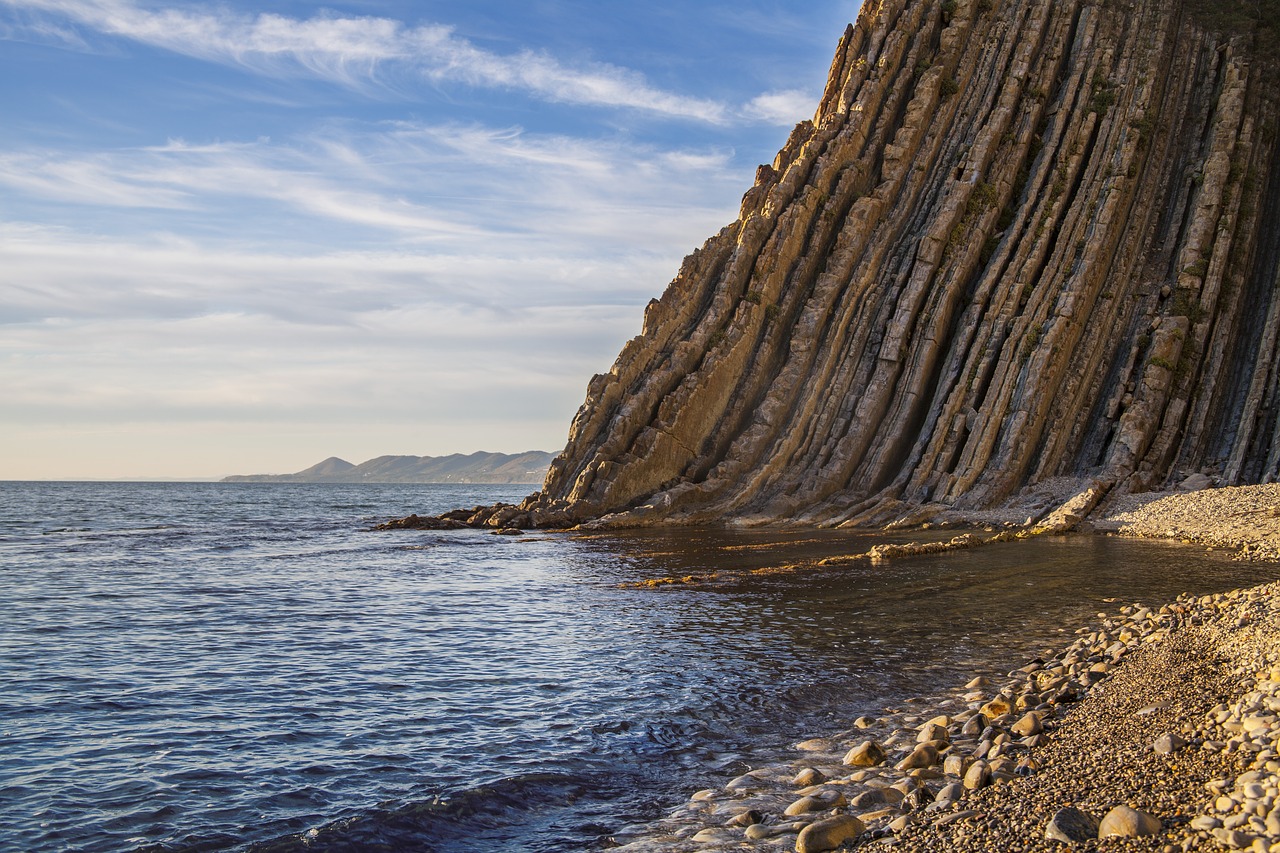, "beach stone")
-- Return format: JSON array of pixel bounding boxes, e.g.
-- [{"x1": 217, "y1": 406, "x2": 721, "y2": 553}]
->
[
  {"x1": 878, "y1": 785, "x2": 906, "y2": 804},
  {"x1": 981, "y1": 696, "x2": 1014, "y2": 718},
  {"x1": 692, "y1": 827, "x2": 735, "y2": 843},
  {"x1": 897, "y1": 744, "x2": 940, "y2": 770},
  {"x1": 727, "y1": 809, "x2": 764, "y2": 827},
  {"x1": 796, "y1": 738, "x2": 835, "y2": 753},
  {"x1": 854, "y1": 716, "x2": 876, "y2": 728},
  {"x1": 785, "y1": 791, "x2": 846, "y2": 815},
  {"x1": 903, "y1": 787, "x2": 934, "y2": 809},
  {"x1": 1213, "y1": 827, "x2": 1257, "y2": 848},
  {"x1": 936, "y1": 782, "x2": 965, "y2": 802},
  {"x1": 745, "y1": 823, "x2": 793, "y2": 840},
  {"x1": 726, "y1": 773, "x2": 766, "y2": 792},
  {"x1": 844, "y1": 740, "x2": 886, "y2": 766},
  {"x1": 935, "y1": 809, "x2": 981, "y2": 826},
  {"x1": 1011, "y1": 712, "x2": 1043, "y2": 736},
  {"x1": 918, "y1": 722, "x2": 950, "y2": 743},
  {"x1": 852, "y1": 788, "x2": 887, "y2": 808},
  {"x1": 1045, "y1": 806, "x2": 1100, "y2": 844},
  {"x1": 793, "y1": 768, "x2": 826, "y2": 787},
  {"x1": 1154, "y1": 732, "x2": 1188, "y2": 754},
  {"x1": 795, "y1": 815, "x2": 865, "y2": 853},
  {"x1": 943, "y1": 753, "x2": 970, "y2": 776},
  {"x1": 961, "y1": 715, "x2": 987, "y2": 737},
  {"x1": 1180, "y1": 472, "x2": 1213, "y2": 491},
  {"x1": 1098, "y1": 805, "x2": 1162, "y2": 837},
  {"x1": 963, "y1": 760, "x2": 991, "y2": 790}
]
